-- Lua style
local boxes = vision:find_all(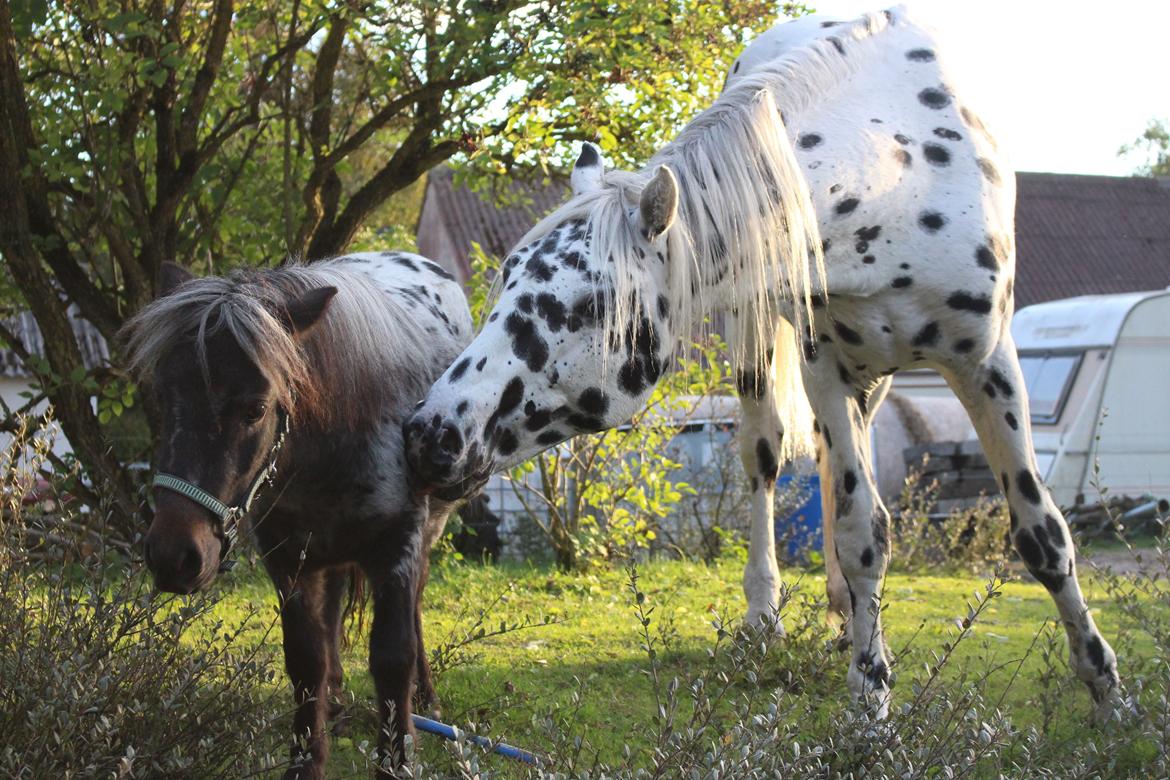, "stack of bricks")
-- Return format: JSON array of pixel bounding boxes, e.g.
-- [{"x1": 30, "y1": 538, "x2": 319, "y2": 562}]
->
[{"x1": 902, "y1": 440, "x2": 999, "y2": 516}]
